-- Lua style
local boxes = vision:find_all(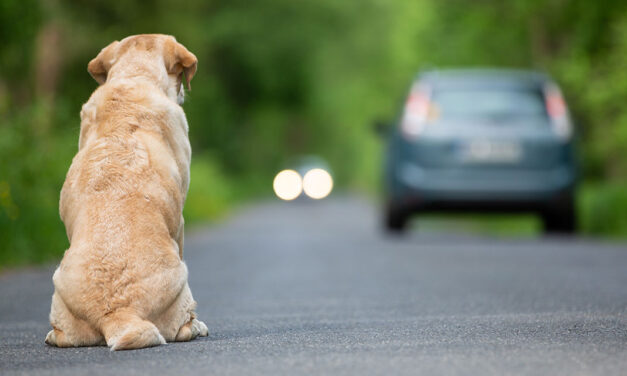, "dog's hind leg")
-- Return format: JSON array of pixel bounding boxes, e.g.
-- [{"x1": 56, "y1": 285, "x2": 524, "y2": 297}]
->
[
  {"x1": 100, "y1": 309, "x2": 165, "y2": 351},
  {"x1": 46, "y1": 292, "x2": 105, "y2": 347},
  {"x1": 175, "y1": 315, "x2": 208, "y2": 342},
  {"x1": 152, "y1": 282, "x2": 208, "y2": 342}
]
